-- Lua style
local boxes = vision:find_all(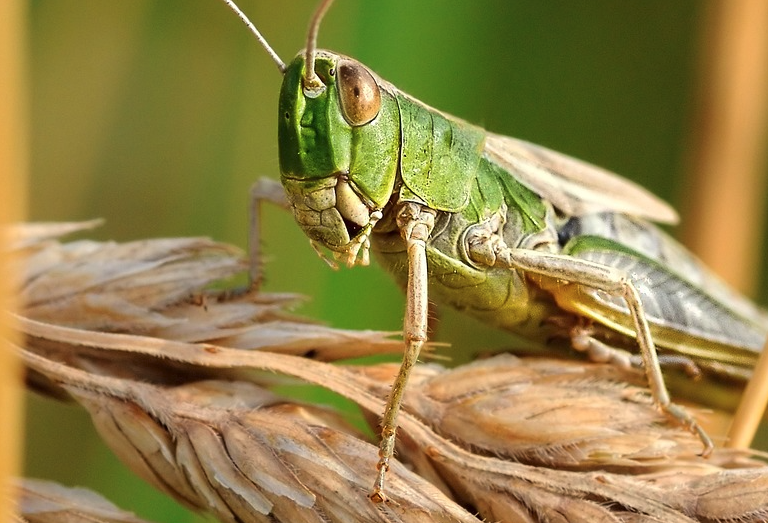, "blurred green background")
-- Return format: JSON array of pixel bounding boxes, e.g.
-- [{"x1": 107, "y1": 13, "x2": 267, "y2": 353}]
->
[{"x1": 24, "y1": 1, "x2": 767, "y2": 522}]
